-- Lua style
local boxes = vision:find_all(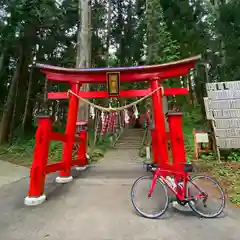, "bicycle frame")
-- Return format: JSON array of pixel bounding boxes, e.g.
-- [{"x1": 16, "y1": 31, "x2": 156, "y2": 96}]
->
[{"x1": 148, "y1": 168, "x2": 207, "y2": 201}]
